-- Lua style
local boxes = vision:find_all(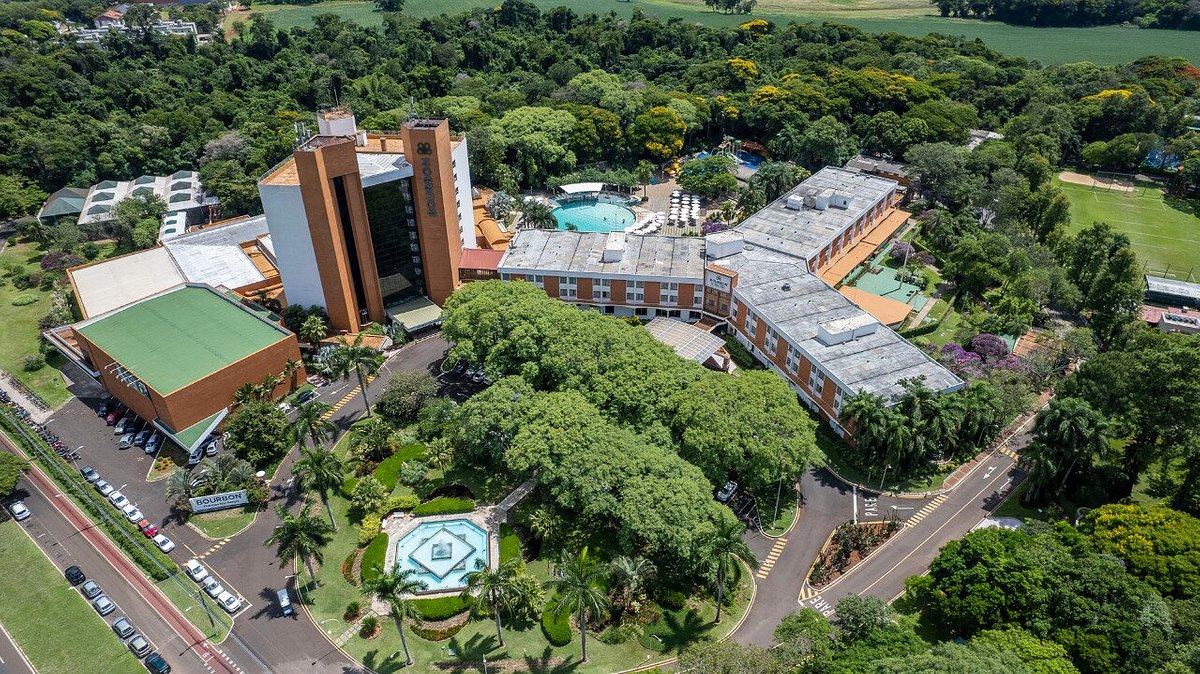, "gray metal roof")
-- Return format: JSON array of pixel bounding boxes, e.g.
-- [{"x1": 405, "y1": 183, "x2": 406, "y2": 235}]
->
[
  {"x1": 162, "y1": 215, "x2": 270, "y2": 289},
  {"x1": 1146, "y1": 275, "x2": 1200, "y2": 303},
  {"x1": 498, "y1": 229, "x2": 707, "y2": 280},
  {"x1": 735, "y1": 167, "x2": 897, "y2": 261},
  {"x1": 645, "y1": 317, "x2": 725, "y2": 364}
]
